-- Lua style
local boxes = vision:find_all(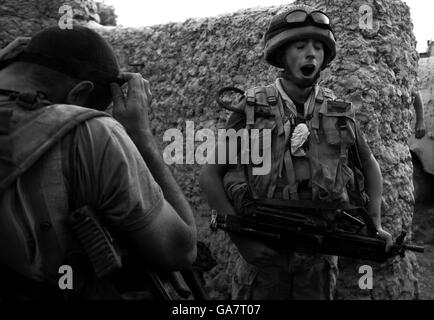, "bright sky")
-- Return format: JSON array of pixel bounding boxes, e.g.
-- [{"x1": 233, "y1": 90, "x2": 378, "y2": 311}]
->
[{"x1": 101, "y1": 0, "x2": 434, "y2": 52}]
